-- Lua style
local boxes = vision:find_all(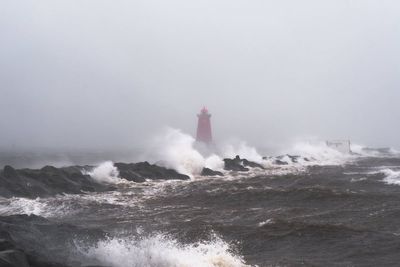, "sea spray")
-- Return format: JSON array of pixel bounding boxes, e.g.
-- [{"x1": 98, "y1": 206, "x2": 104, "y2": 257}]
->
[
  {"x1": 146, "y1": 128, "x2": 224, "y2": 177},
  {"x1": 76, "y1": 233, "x2": 250, "y2": 267},
  {"x1": 205, "y1": 154, "x2": 225, "y2": 170},
  {"x1": 144, "y1": 128, "x2": 367, "y2": 176},
  {"x1": 0, "y1": 196, "x2": 74, "y2": 217},
  {"x1": 378, "y1": 169, "x2": 400, "y2": 185},
  {"x1": 283, "y1": 141, "x2": 351, "y2": 165},
  {"x1": 84, "y1": 161, "x2": 121, "y2": 184},
  {"x1": 220, "y1": 139, "x2": 263, "y2": 163}
]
